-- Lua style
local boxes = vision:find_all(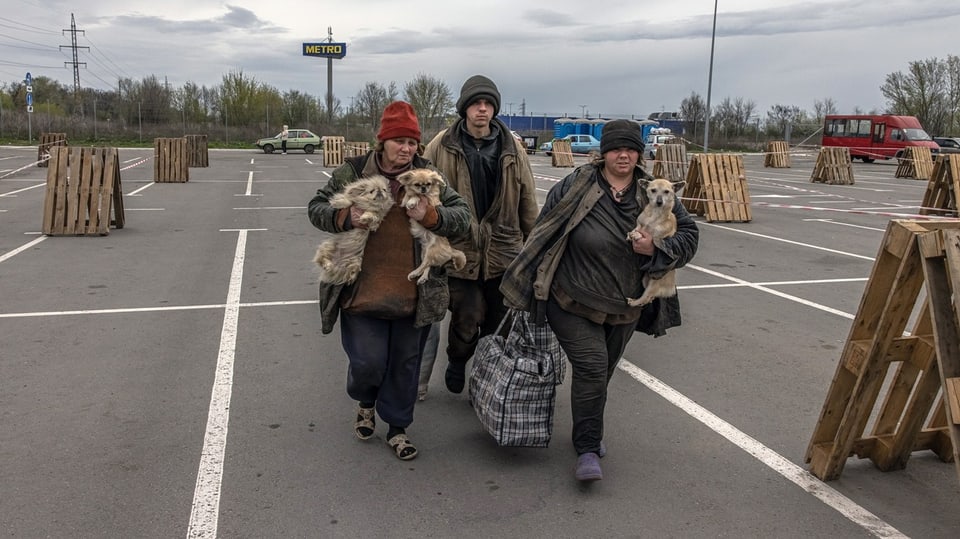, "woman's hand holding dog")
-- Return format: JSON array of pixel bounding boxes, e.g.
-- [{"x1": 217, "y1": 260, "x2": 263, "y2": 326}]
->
[
  {"x1": 630, "y1": 231, "x2": 655, "y2": 256},
  {"x1": 405, "y1": 195, "x2": 428, "y2": 221},
  {"x1": 349, "y1": 205, "x2": 370, "y2": 229}
]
